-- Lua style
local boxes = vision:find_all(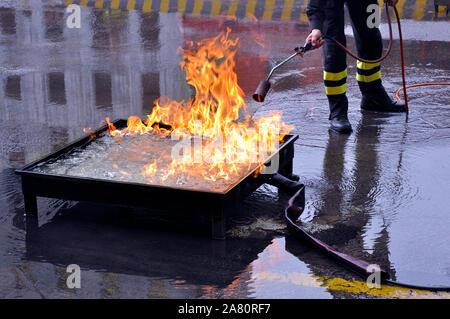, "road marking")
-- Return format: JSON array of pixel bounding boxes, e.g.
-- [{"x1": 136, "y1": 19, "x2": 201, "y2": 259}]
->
[
  {"x1": 127, "y1": 0, "x2": 136, "y2": 10},
  {"x1": 211, "y1": 0, "x2": 221, "y2": 16},
  {"x1": 262, "y1": 0, "x2": 275, "y2": 21},
  {"x1": 192, "y1": 0, "x2": 204, "y2": 15},
  {"x1": 95, "y1": 0, "x2": 104, "y2": 9},
  {"x1": 63, "y1": 0, "x2": 434, "y2": 22},
  {"x1": 160, "y1": 0, "x2": 169, "y2": 13},
  {"x1": 143, "y1": 0, "x2": 152, "y2": 12},
  {"x1": 412, "y1": 0, "x2": 427, "y2": 20},
  {"x1": 396, "y1": 0, "x2": 407, "y2": 19},
  {"x1": 437, "y1": 5, "x2": 447, "y2": 16},
  {"x1": 281, "y1": 0, "x2": 294, "y2": 21},
  {"x1": 254, "y1": 271, "x2": 450, "y2": 299},
  {"x1": 245, "y1": 0, "x2": 257, "y2": 19},
  {"x1": 299, "y1": 0, "x2": 308, "y2": 22},
  {"x1": 227, "y1": 0, "x2": 239, "y2": 17},
  {"x1": 110, "y1": 0, "x2": 120, "y2": 9},
  {"x1": 178, "y1": 0, "x2": 187, "y2": 13}
]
